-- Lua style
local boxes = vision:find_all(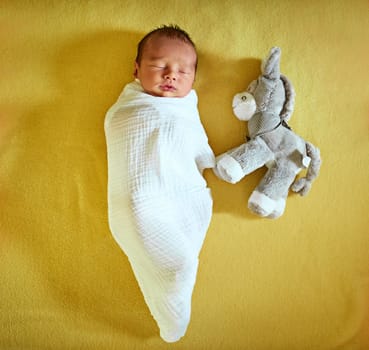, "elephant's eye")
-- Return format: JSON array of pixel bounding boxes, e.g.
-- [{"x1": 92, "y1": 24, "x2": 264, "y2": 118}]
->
[{"x1": 241, "y1": 95, "x2": 247, "y2": 101}]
